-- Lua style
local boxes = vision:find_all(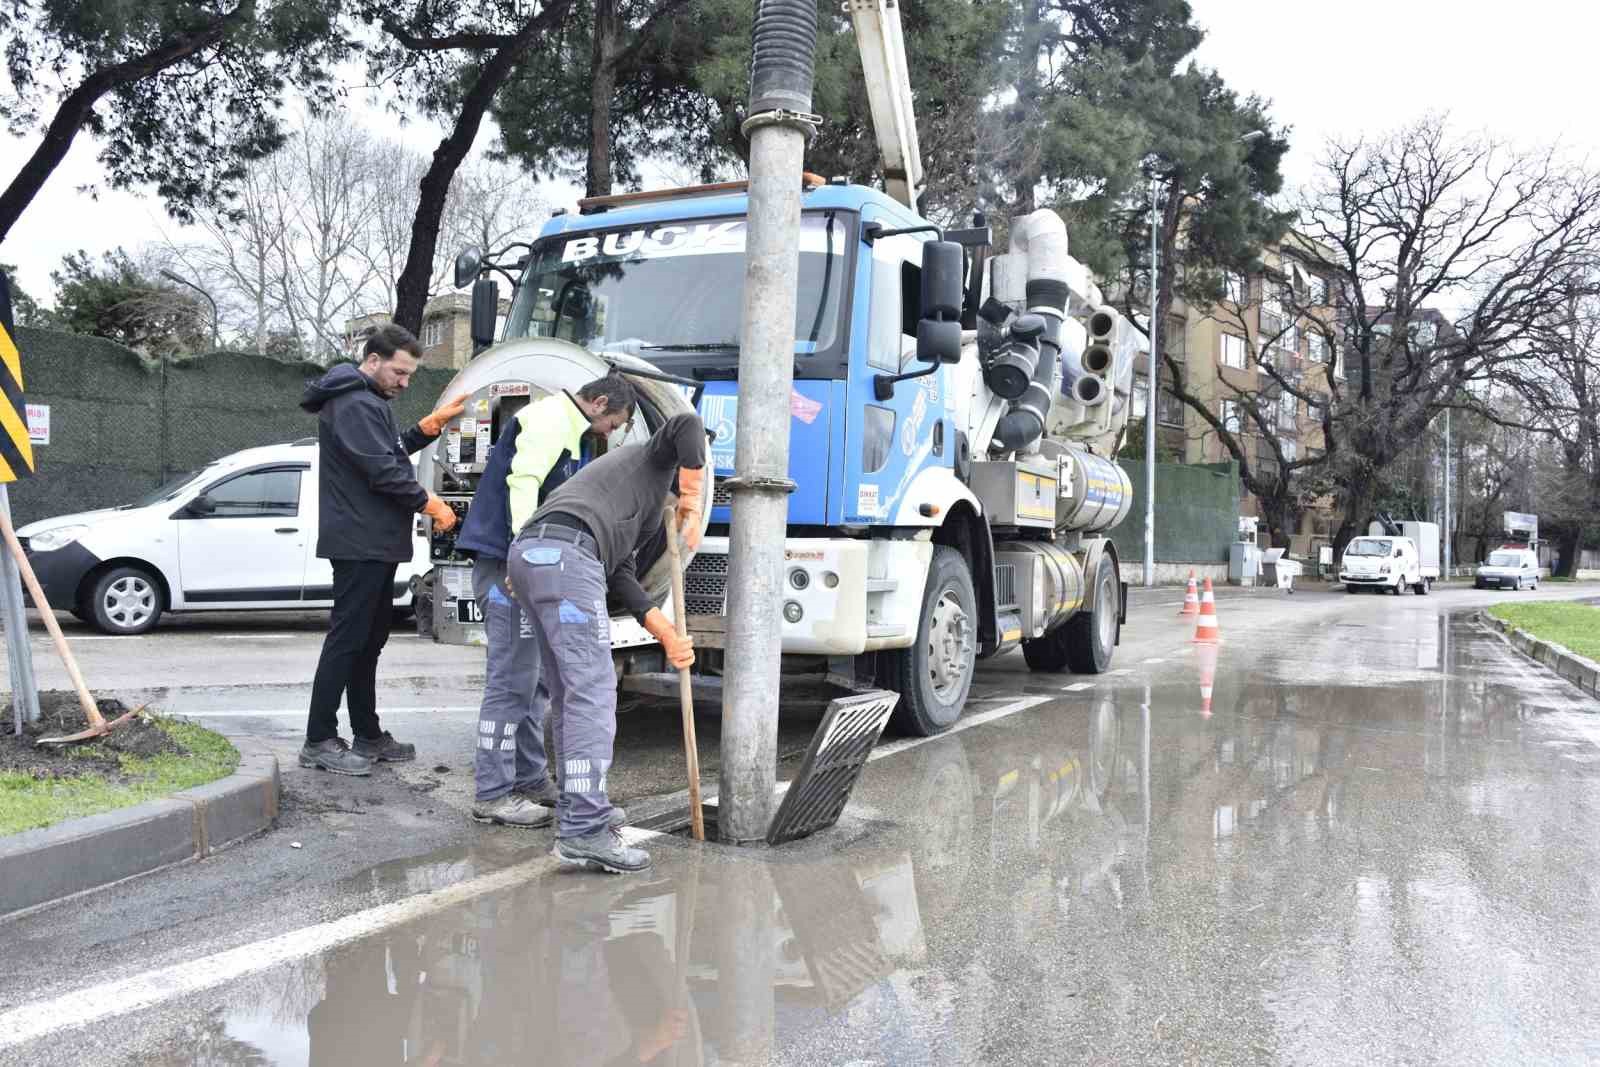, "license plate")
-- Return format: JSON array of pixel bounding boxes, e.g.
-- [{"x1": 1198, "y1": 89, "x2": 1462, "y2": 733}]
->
[{"x1": 456, "y1": 597, "x2": 483, "y2": 624}]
